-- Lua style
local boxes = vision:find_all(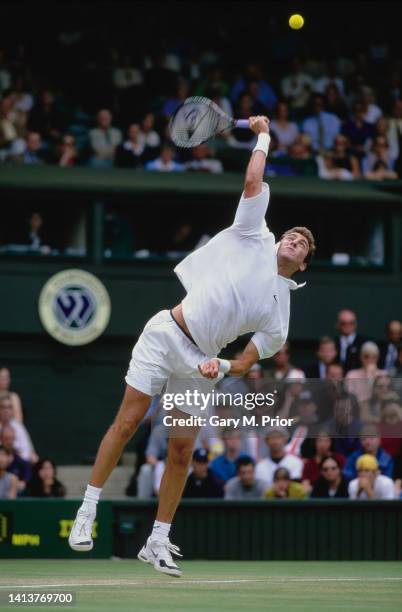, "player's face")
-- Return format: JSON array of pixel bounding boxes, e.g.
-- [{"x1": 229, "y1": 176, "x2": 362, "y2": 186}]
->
[{"x1": 278, "y1": 232, "x2": 309, "y2": 271}]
